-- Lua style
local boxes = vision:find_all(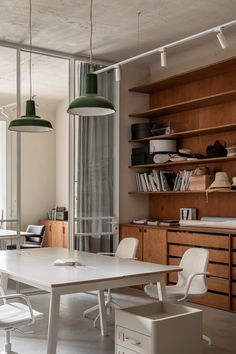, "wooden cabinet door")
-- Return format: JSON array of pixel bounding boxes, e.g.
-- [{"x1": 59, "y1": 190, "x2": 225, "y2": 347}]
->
[
  {"x1": 143, "y1": 228, "x2": 167, "y2": 264},
  {"x1": 119, "y1": 225, "x2": 143, "y2": 260},
  {"x1": 52, "y1": 221, "x2": 64, "y2": 247},
  {"x1": 63, "y1": 222, "x2": 68, "y2": 248}
]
